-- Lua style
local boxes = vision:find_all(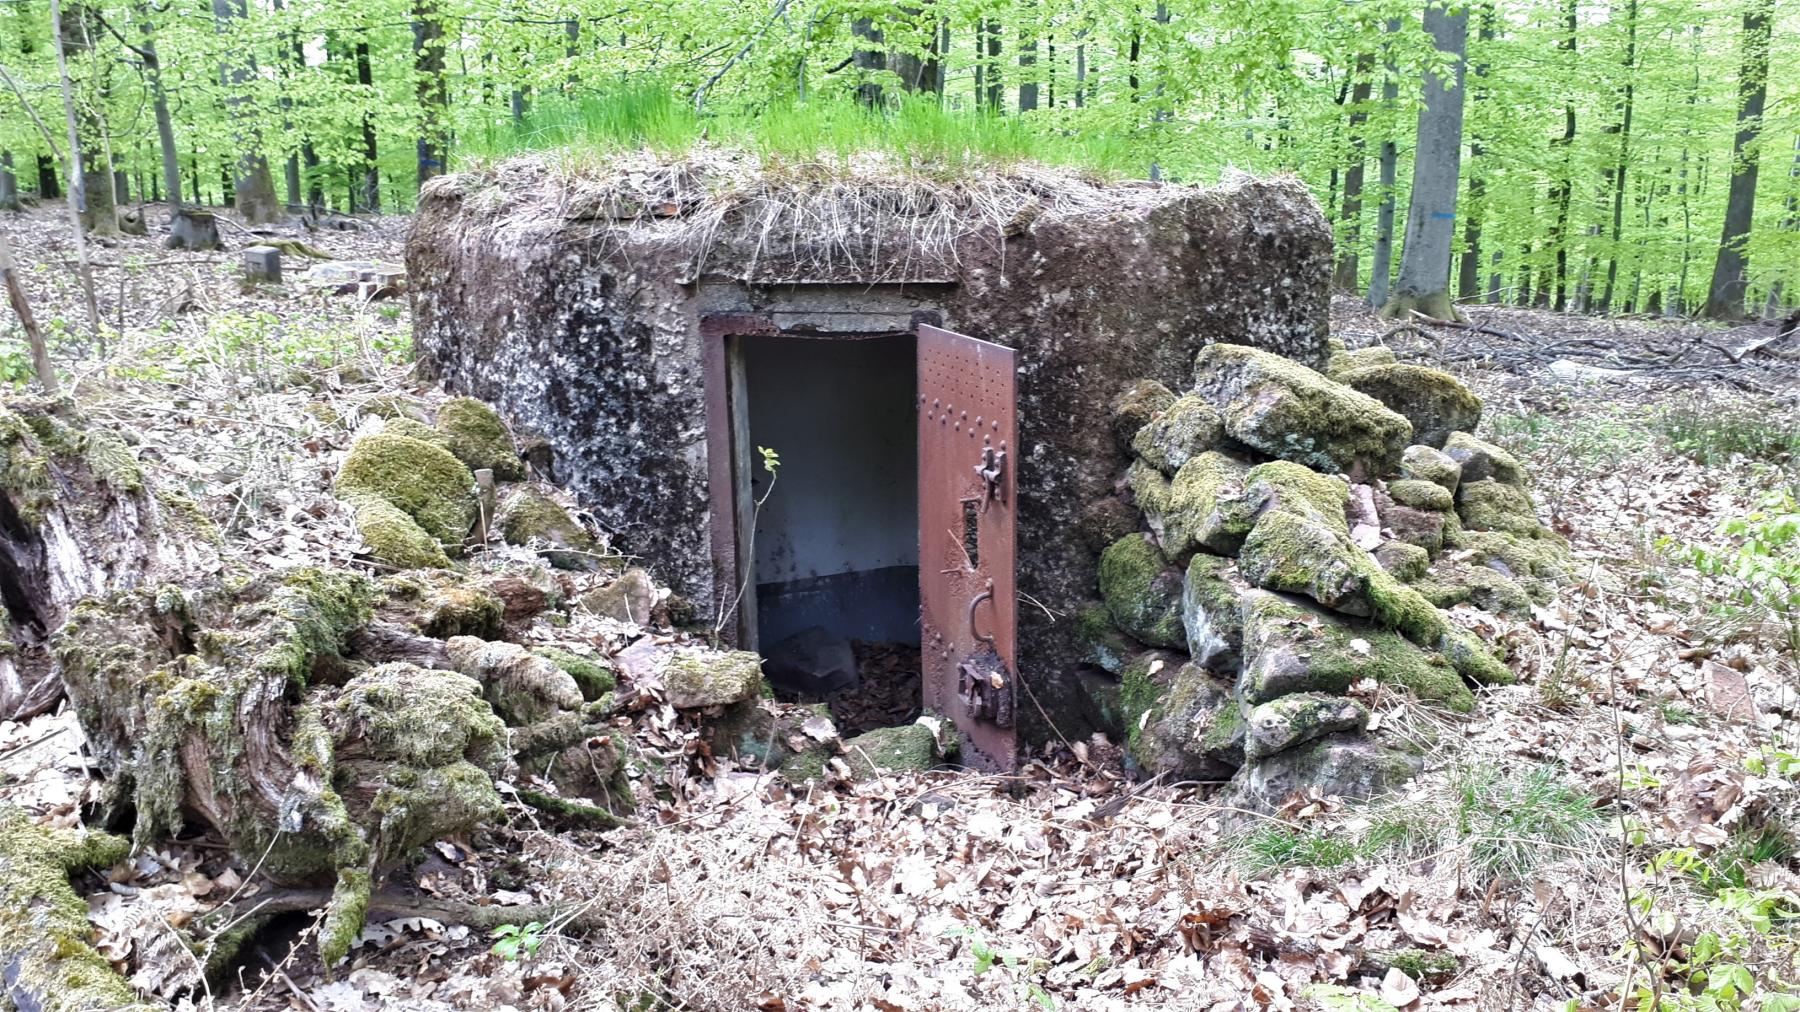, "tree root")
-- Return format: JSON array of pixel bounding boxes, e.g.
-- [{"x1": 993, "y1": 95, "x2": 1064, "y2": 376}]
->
[
  {"x1": 200, "y1": 885, "x2": 608, "y2": 938},
  {"x1": 0, "y1": 803, "x2": 159, "y2": 1012}
]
